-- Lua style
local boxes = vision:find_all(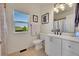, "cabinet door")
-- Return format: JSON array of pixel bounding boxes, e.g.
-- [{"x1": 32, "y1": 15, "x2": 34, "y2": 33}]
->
[
  {"x1": 50, "y1": 37, "x2": 62, "y2": 56},
  {"x1": 45, "y1": 36, "x2": 51, "y2": 55},
  {"x1": 62, "y1": 40, "x2": 79, "y2": 56},
  {"x1": 45, "y1": 36, "x2": 62, "y2": 56}
]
